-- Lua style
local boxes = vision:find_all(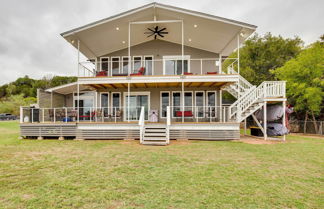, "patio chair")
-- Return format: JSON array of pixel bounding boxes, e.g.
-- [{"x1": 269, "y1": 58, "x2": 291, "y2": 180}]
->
[{"x1": 130, "y1": 67, "x2": 145, "y2": 76}]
